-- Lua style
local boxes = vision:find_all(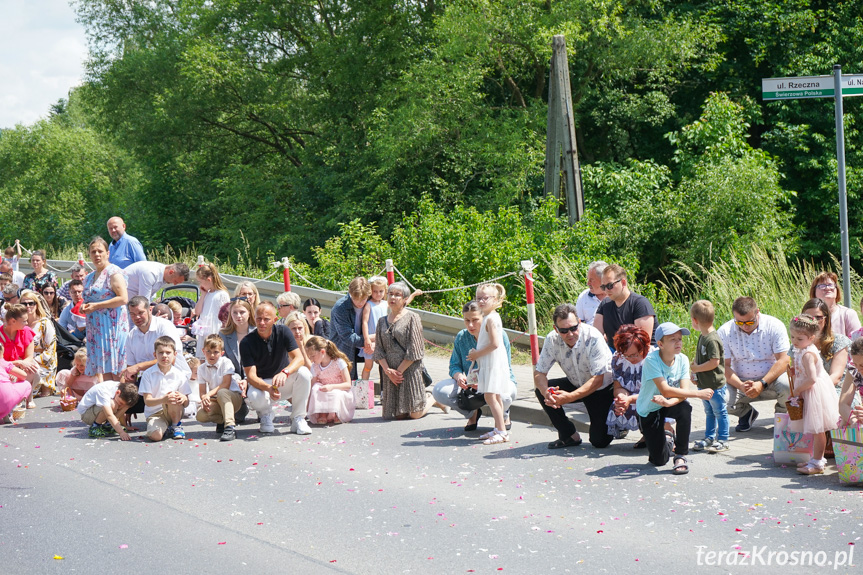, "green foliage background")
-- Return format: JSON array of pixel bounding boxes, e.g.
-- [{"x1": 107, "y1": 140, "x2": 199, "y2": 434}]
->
[{"x1": 1, "y1": 0, "x2": 862, "y2": 330}]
